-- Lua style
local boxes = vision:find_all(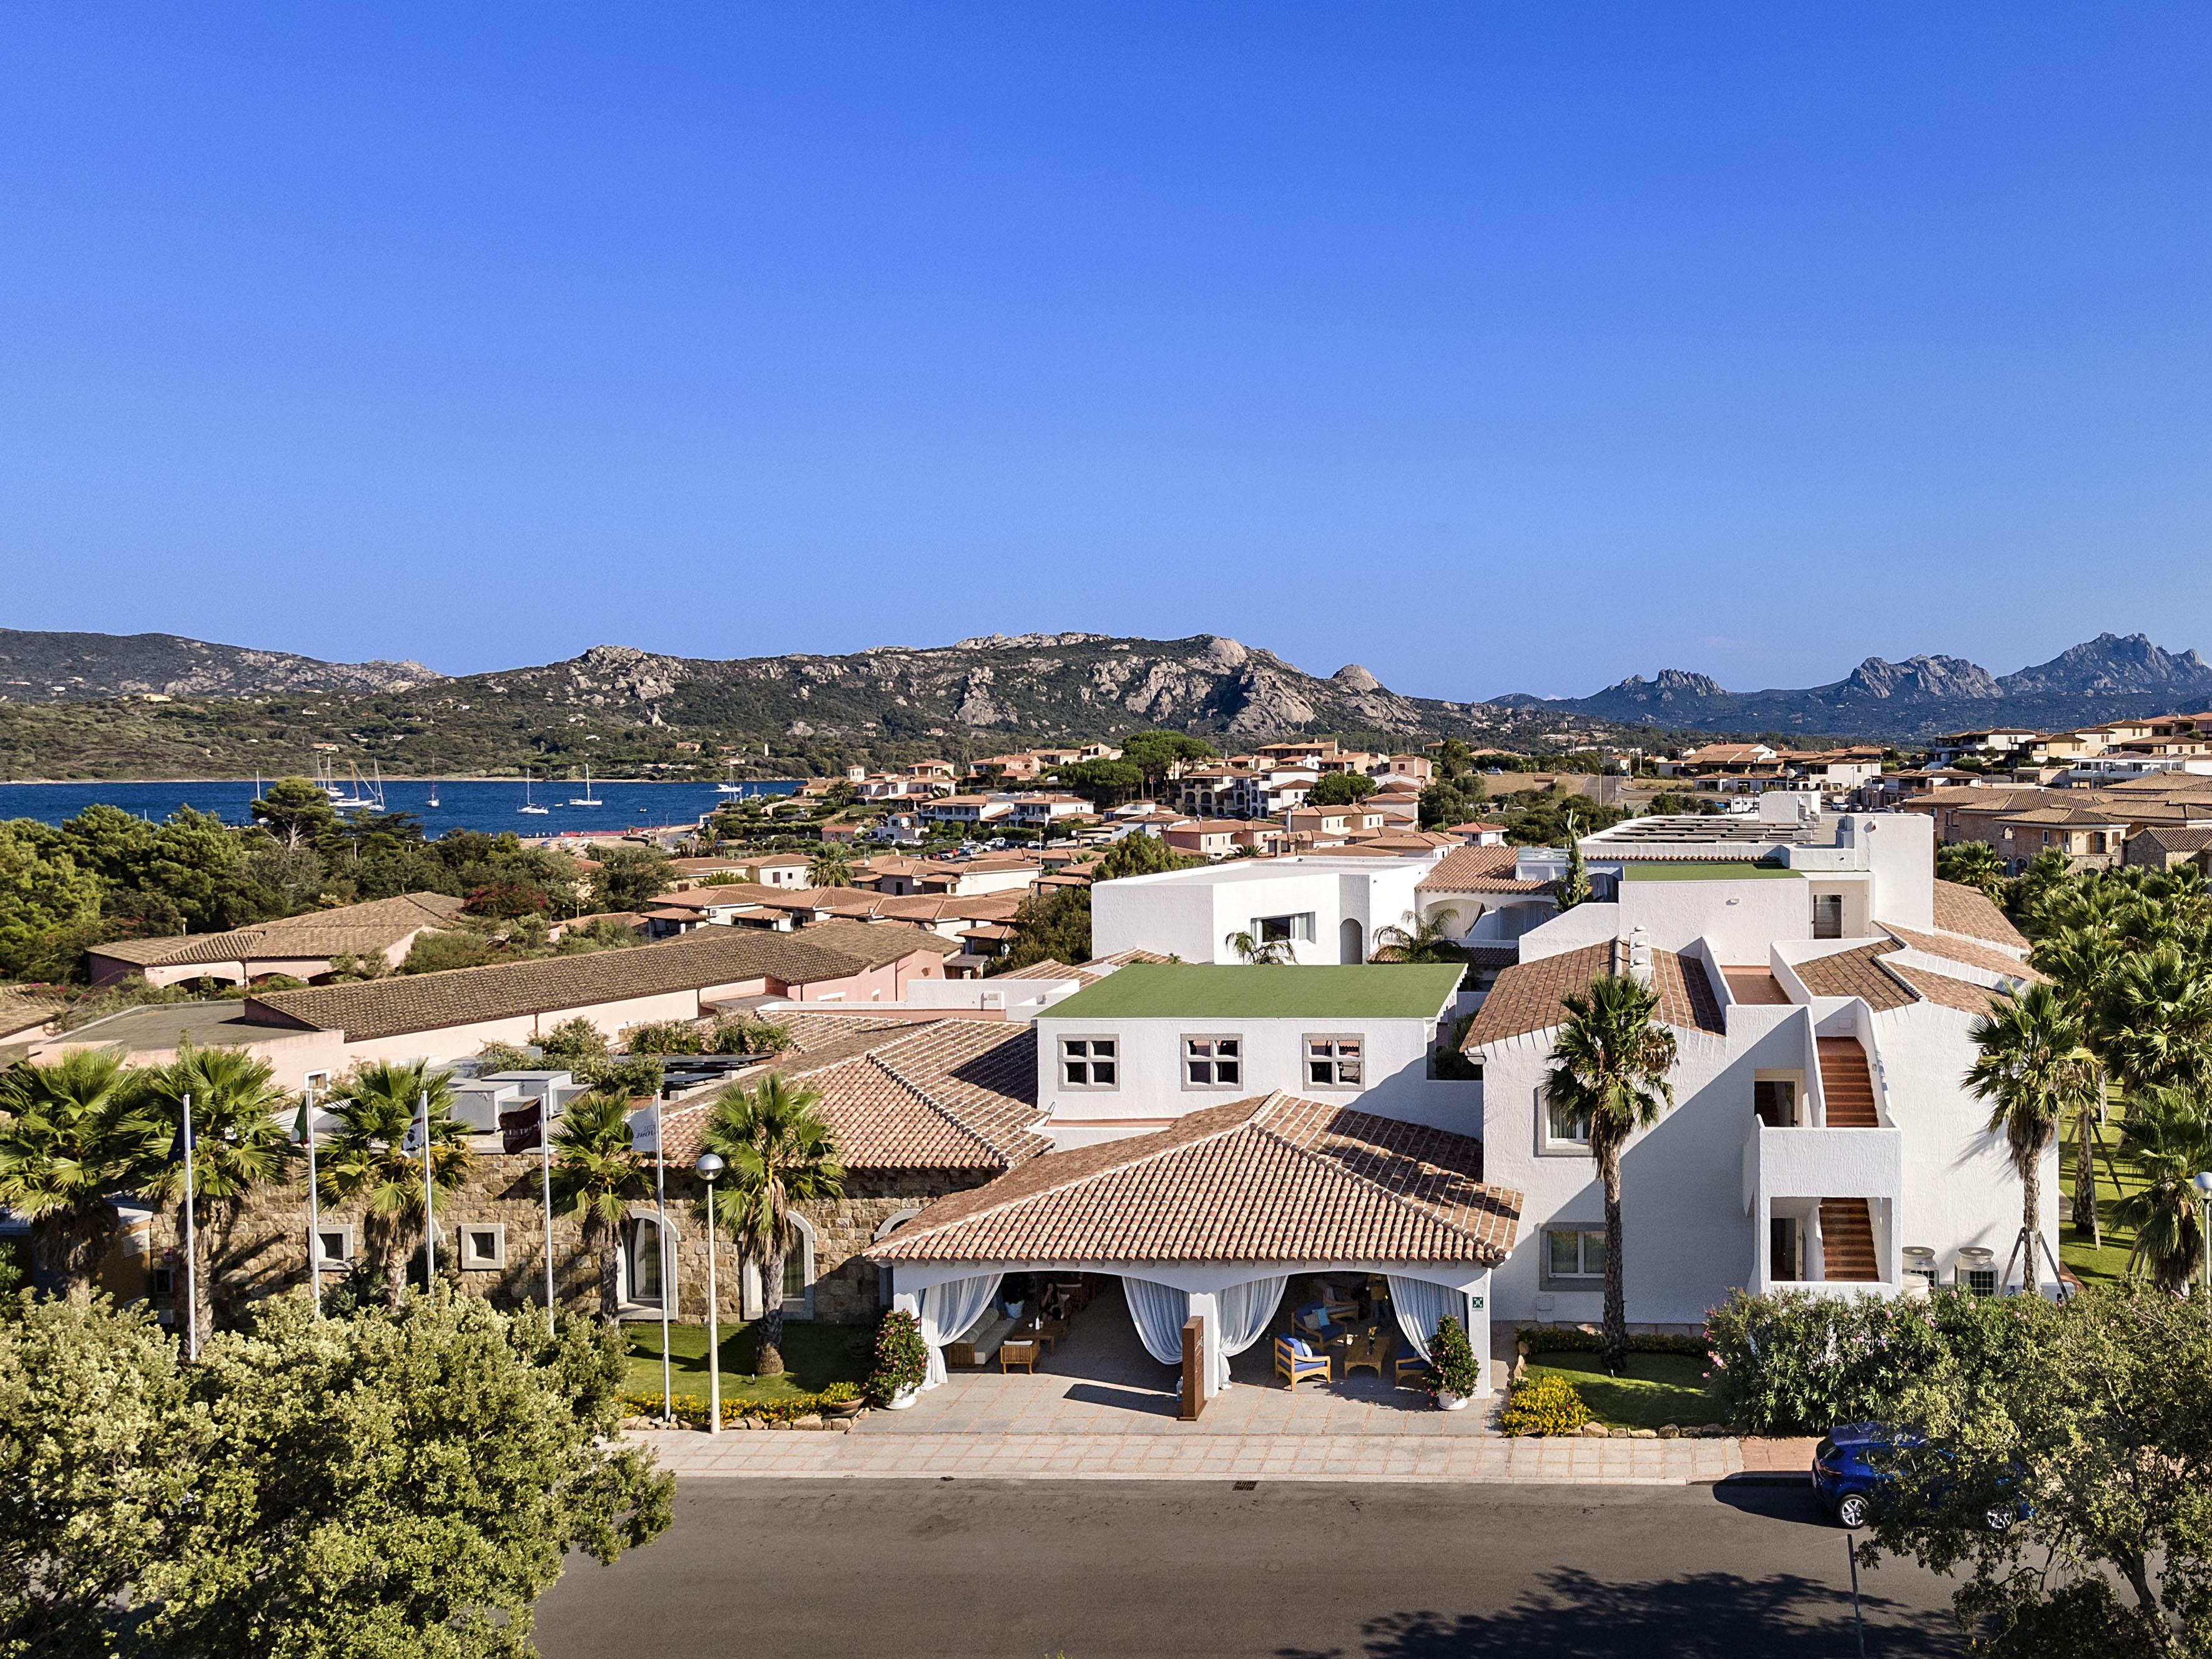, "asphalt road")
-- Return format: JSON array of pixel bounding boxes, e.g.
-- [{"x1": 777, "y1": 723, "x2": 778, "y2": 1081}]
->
[{"x1": 534, "y1": 1479, "x2": 1965, "y2": 1658}]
